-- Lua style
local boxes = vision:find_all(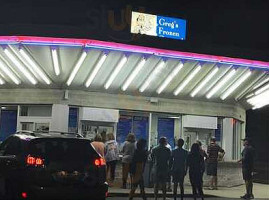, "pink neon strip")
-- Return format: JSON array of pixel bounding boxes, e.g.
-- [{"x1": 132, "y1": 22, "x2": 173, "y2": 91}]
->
[{"x1": 0, "y1": 36, "x2": 268, "y2": 68}]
